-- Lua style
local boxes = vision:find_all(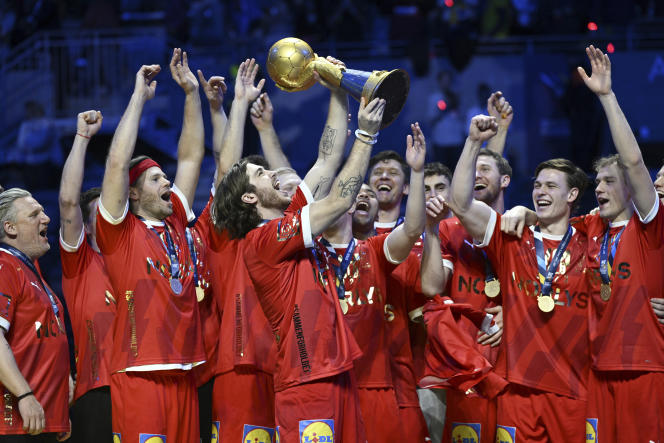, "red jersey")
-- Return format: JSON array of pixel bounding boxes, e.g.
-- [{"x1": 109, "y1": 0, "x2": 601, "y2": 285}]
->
[
  {"x1": 96, "y1": 187, "x2": 205, "y2": 372},
  {"x1": 582, "y1": 200, "x2": 664, "y2": 371},
  {"x1": 480, "y1": 211, "x2": 590, "y2": 399},
  {"x1": 329, "y1": 234, "x2": 398, "y2": 388},
  {"x1": 60, "y1": 231, "x2": 116, "y2": 401},
  {"x1": 438, "y1": 217, "x2": 501, "y2": 364},
  {"x1": 243, "y1": 187, "x2": 362, "y2": 392},
  {"x1": 0, "y1": 249, "x2": 69, "y2": 434}
]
